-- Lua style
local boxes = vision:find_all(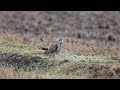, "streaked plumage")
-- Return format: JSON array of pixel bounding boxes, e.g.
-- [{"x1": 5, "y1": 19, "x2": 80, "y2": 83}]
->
[{"x1": 41, "y1": 37, "x2": 64, "y2": 54}]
